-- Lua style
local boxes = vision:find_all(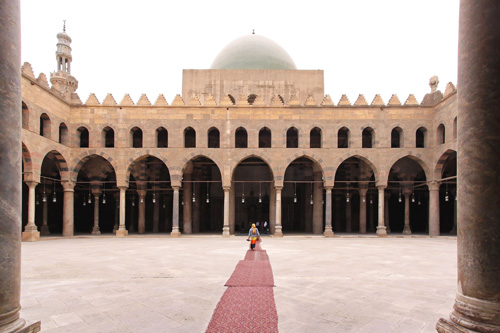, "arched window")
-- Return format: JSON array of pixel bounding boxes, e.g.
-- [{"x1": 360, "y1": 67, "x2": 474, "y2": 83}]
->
[
  {"x1": 338, "y1": 127, "x2": 349, "y2": 148},
  {"x1": 453, "y1": 117, "x2": 457, "y2": 140},
  {"x1": 286, "y1": 127, "x2": 298, "y2": 148},
  {"x1": 77, "y1": 126, "x2": 89, "y2": 148},
  {"x1": 208, "y1": 127, "x2": 220, "y2": 148},
  {"x1": 310, "y1": 127, "x2": 321, "y2": 148},
  {"x1": 184, "y1": 127, "x2": 196, "y2": 148},
  {"x1": 131, "y1": 127, "x2": 143, "y2": 148},
  {"x1": 59, "y1": 122, "x2": 69, "y2": 145},
  {"x1": 437, "y1": 124, "x2": 446, "y2": 144},
  {"x1": 102, "y1": 127, "x2": 114, "y2": 148},
  {"x1": 362, "y1": 127, "x2": 374, "y2": 148},
  {"x1": 259, "y1": 127, "x2": 271, "y2": 148},
  {"x1": 247, "y1": 94, "x2": 257, "y2": 105},
  {"x1": 39, "y1": 113, "x2": 51, "y2": 138},
  {"x1": 391, "y1": 127, "x2": 403, "y2": 148},
  {"x1": 156, "y1": 127, "x2": 168, "y2": 148},
  {"x1": 416, "y1": 127, "x2": 427, "y2": 148},
  {"x1": 22, "y1": 102, "x2": 29, "y2": 129},
  {"x1": 228, "y1": 94, "x2": 236, "y2": 105},
  {"x1": 235, "y1": 127, "x2": 248, "y2": 148}
]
